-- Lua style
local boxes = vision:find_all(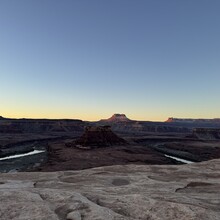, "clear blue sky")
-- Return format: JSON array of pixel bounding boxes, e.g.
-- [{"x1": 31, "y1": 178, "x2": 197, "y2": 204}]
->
[{"x1": 0, "y1": 0, "x2": 220, "y2": 121}]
